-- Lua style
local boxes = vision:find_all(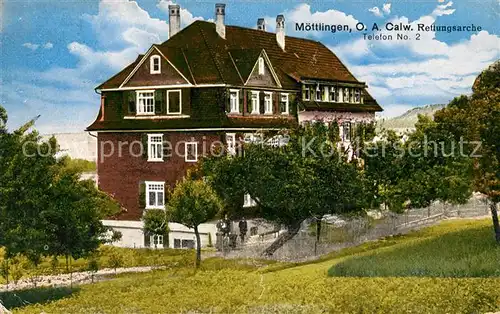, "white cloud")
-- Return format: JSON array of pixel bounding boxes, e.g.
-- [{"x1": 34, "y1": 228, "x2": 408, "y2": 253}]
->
[
  {"x1": 369, "y1": 7, "x2": 383, "y2": 17},
  {"x1": 369, "y1": 3, "x2": 391, "y2": 17},
  {"x1": 23, "y1": 42, "x2": 54, "y2": 51},
  {"x1": 22, "y1": 43, "x2": 39, "y2": 50},
  {"x1": 157, "y1": 1, "x2": 212, "y2": 26},
  {"x1": 382, "y1": 3, "x2": 391, "y2": 15},
  {"x1": 432, "y1": 1, "x2": 456, "y2": 17}
]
